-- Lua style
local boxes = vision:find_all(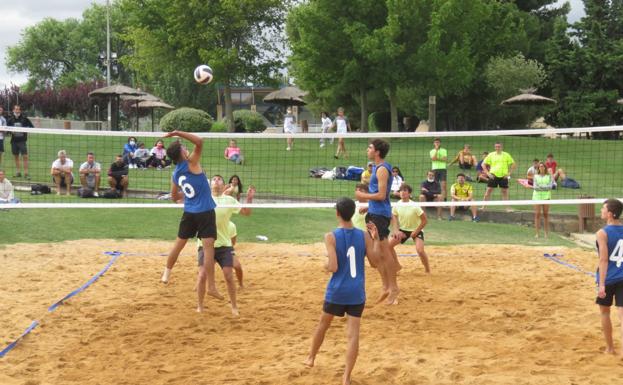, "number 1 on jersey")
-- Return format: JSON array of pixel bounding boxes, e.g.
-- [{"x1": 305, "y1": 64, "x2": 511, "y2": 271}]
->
[{"x1": 347, "y1": 246, "x2": 356, "y2": 278}]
